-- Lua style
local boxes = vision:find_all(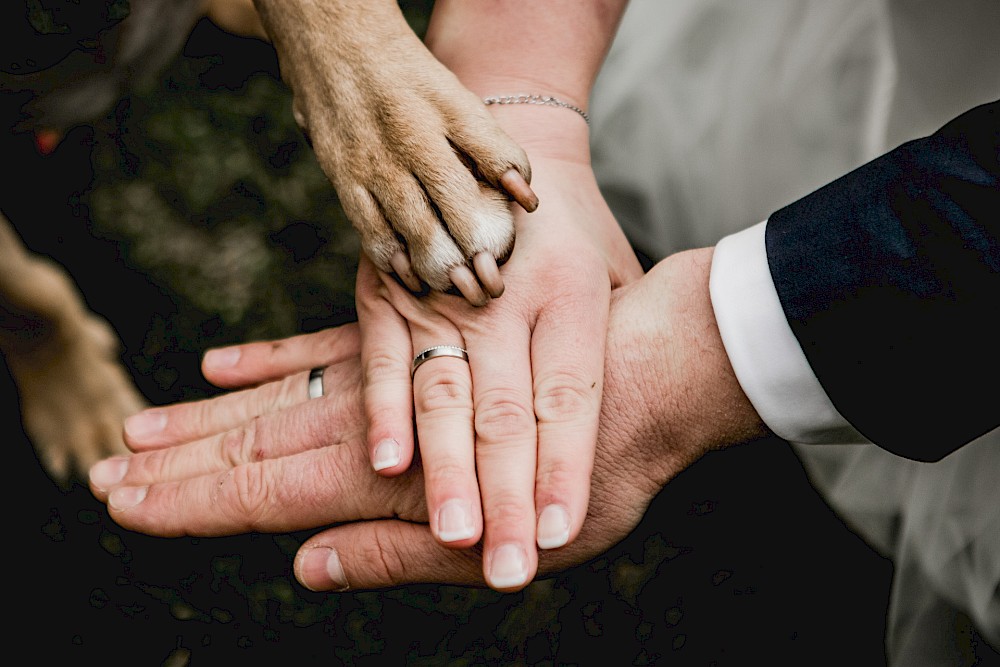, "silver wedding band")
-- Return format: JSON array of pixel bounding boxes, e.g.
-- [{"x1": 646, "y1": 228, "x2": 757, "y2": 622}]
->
[
  {"x1": 308, "y1": 367, "x2": 324, "y2": 399},
  {"x1": 412, "y1": 345, "x2": 469, "y2": 378}
]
